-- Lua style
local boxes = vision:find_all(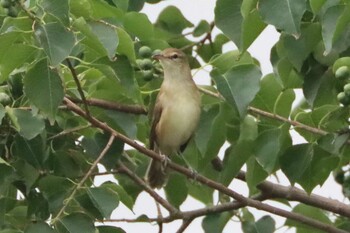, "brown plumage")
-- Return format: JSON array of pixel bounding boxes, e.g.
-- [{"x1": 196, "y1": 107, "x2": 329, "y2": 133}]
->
[{"x1": 146, "y1": 48, "x2": 201, "y2": 188}]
